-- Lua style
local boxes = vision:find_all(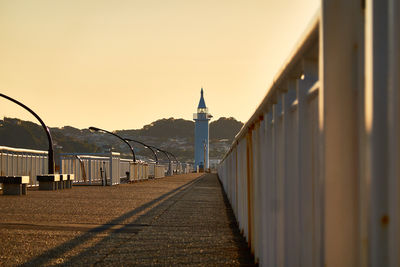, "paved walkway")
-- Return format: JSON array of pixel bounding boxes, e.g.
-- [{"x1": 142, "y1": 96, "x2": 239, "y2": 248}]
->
[{"x1": 0, "y1": 173, "x2": 255, "y2": 266}]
